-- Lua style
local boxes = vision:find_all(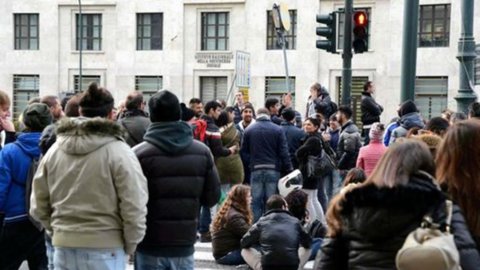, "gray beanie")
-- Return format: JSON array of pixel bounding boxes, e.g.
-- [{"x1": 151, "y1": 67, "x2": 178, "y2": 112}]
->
[{"x1": 23, "y1": 103, "x2": 53, "y2": 131}]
